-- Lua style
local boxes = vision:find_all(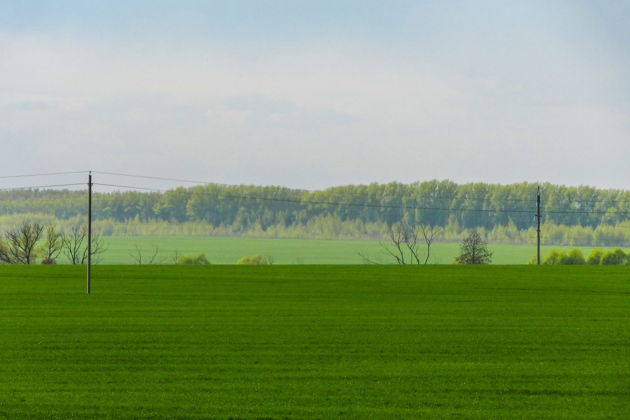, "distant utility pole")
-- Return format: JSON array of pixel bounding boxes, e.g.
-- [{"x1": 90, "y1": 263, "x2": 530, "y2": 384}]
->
[
  {"x1": 87, "y1": 171, "x2": 92, "y2": 294},
  {"x1": 536, "y1": 186, "x2": 541, "y2": 265}
]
